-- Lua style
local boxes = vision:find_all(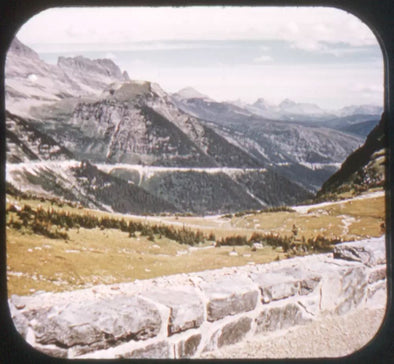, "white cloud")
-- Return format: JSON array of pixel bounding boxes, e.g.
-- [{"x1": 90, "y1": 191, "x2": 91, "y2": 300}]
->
[
  {"x1": 281, "y1": 21, "x2": 300, "y2": 36},
  {"x1": 349, "y1": 82, "x2": 384, "y2": 94},
  {"x1": 17, "y1": 6, "x2": 378, "y2": 49},
  {"x1": 290, "y1": 40, "x2": 325, "y2": 52},
  {"x1": 128, "y1": 61, "x2": 382, "y2": 109},
  {"x1": 14, "y1": 6, "x2": 383, "y2": 109},
  {"x1": 253, "y1": 55, "x2": 274, "y2": 63},
  {"x1": 258, "y1": 45, "x2": 271, "y2": 52}
]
